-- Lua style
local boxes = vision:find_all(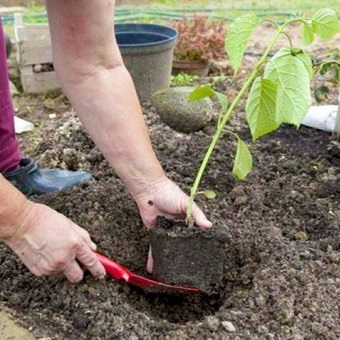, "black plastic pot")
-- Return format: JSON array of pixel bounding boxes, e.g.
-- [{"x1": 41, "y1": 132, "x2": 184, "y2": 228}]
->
[{"x1": 115, "y1": 23, "x2": 177, "y2": 102}]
